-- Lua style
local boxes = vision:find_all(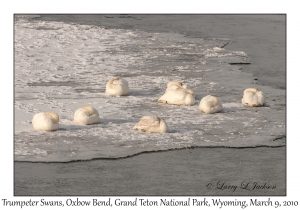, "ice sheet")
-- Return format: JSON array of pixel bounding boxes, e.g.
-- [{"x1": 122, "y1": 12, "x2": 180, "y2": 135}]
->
[{"x1": 14, "y1": 16, "x2": 286, "y2": 162}]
